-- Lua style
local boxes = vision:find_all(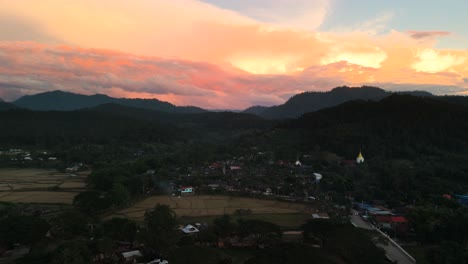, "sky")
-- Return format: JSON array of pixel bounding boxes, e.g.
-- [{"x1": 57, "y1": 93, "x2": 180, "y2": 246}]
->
[{"x1": 0, "y1": 0, "x2": 467, "y2": 109}]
